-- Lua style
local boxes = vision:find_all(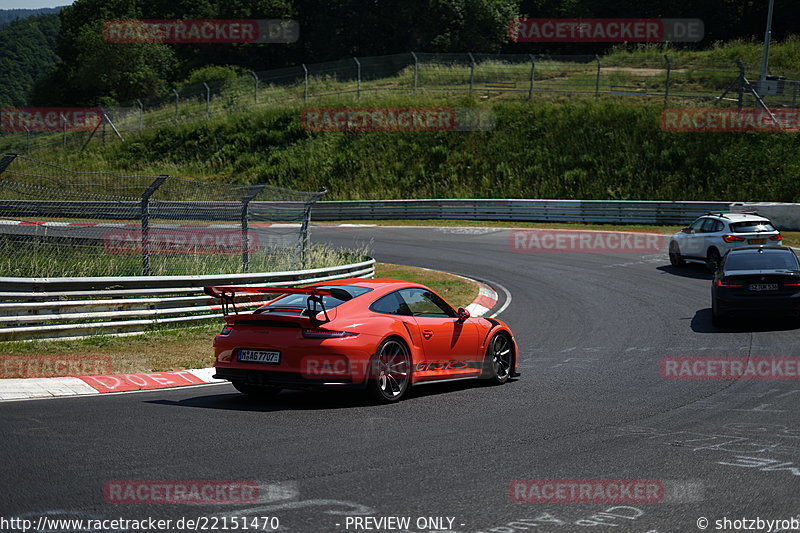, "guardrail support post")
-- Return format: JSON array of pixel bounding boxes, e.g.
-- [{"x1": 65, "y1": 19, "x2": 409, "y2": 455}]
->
[
  {"x1": 664, "y1": 55, "x2": 671, "y2": 106},
  {"x1": 172, "y1": 89, "x2": 179, "y2": 121},
  {"x1": 203, "y1": 82, "x2": 211, "y2": 116},
  {"x1": 251, "y1": 72, "x2": 259, "y2": 104},
  {"x1": 241, "y1": 184, "x2": 267, "y2": 272},
  {"x1": 411, "y1": 52, "x2": 419, "y2": 93},
  {"x1": 298, "y1": 188, "x2": 327, "y2": 268},
  {"x1": 528, "y1": 54, "x2": 536, "y2": 100},
  {"x1": 595, "y1": 55, "x2": 601, "y2": 97},
  {"x1": 302, "y1": 64, "x2": 309, "y2": 102},
  {"x1": 136, "y1": 99, "x2": 144, "y2": 130},
  {"x1": 468, "y1": 52, "x2": 476, "y2": 95},
  {"x1": 354, "y1": 57, "x2": 361, "y2": 98},
  {"x1": 141, "y1": 175, "x2": 169, "y2": 276}
]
